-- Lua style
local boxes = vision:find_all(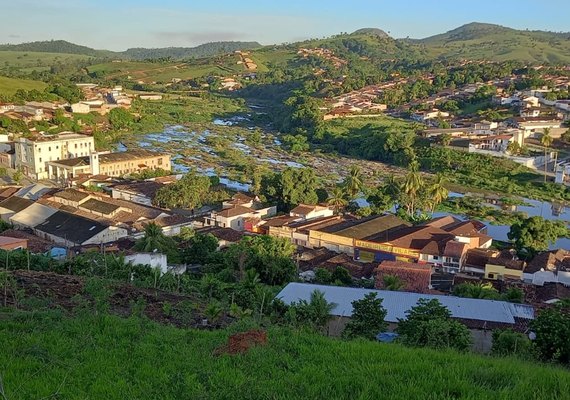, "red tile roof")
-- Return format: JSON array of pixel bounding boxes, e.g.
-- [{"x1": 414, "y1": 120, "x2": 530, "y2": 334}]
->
[{"x1": 375, "y1": 261, "x2": 432, "y2": 293}]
